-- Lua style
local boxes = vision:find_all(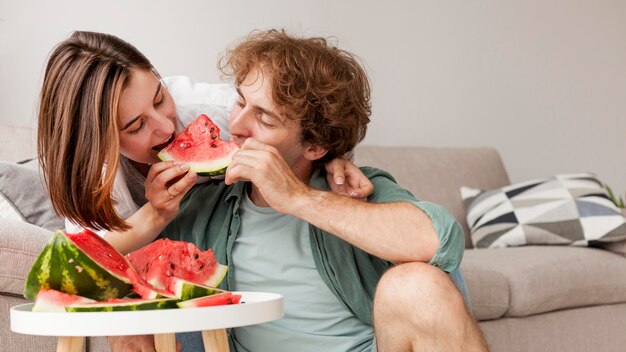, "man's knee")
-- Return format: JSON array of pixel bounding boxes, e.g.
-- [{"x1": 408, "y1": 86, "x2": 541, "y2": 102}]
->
[{"x1": 374, "y1": 262, "x2": 466, "y2": 318}]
